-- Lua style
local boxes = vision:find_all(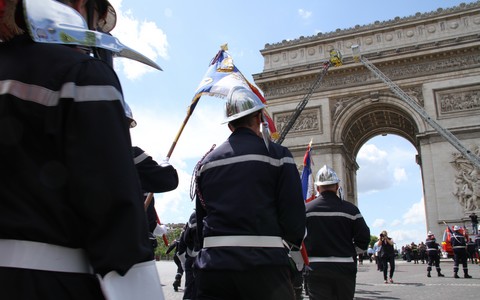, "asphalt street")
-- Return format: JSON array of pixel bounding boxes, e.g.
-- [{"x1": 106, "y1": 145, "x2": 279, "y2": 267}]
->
[{"x1": 156, "y1": 259, "x2": 480, "y2": 299}]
